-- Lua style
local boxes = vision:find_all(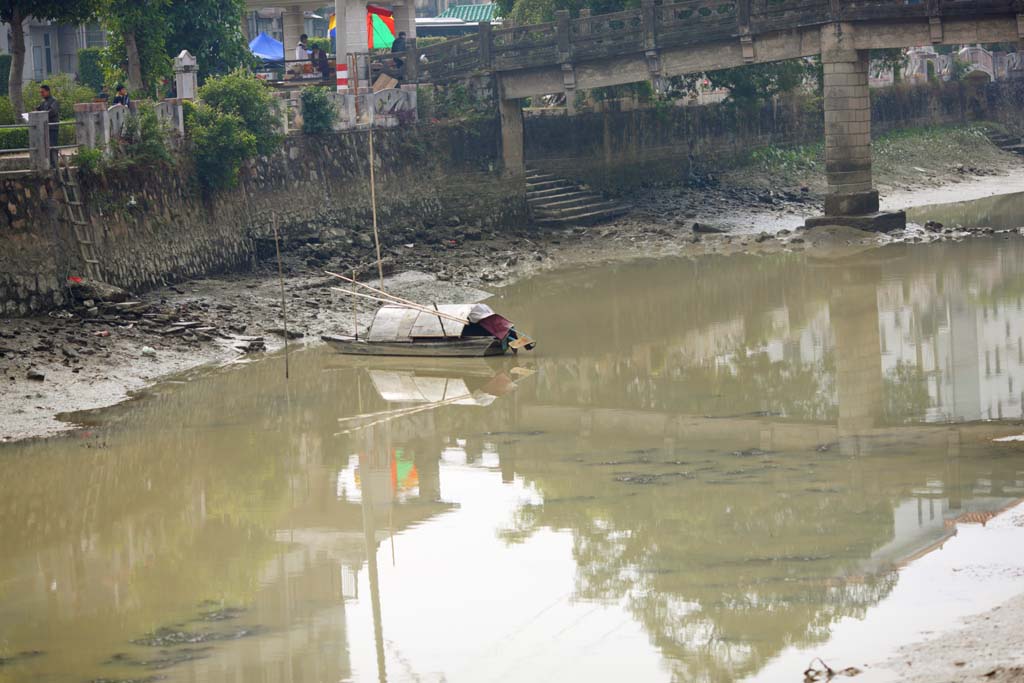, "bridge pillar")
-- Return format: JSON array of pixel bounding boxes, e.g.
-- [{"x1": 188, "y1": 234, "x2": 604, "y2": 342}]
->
[
  {"x1": 808, "y1": 24, "x2": 905, "y2": 232},
  {"x1": 498, "y1": 95, "x2": 525, "y2": 177}
]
